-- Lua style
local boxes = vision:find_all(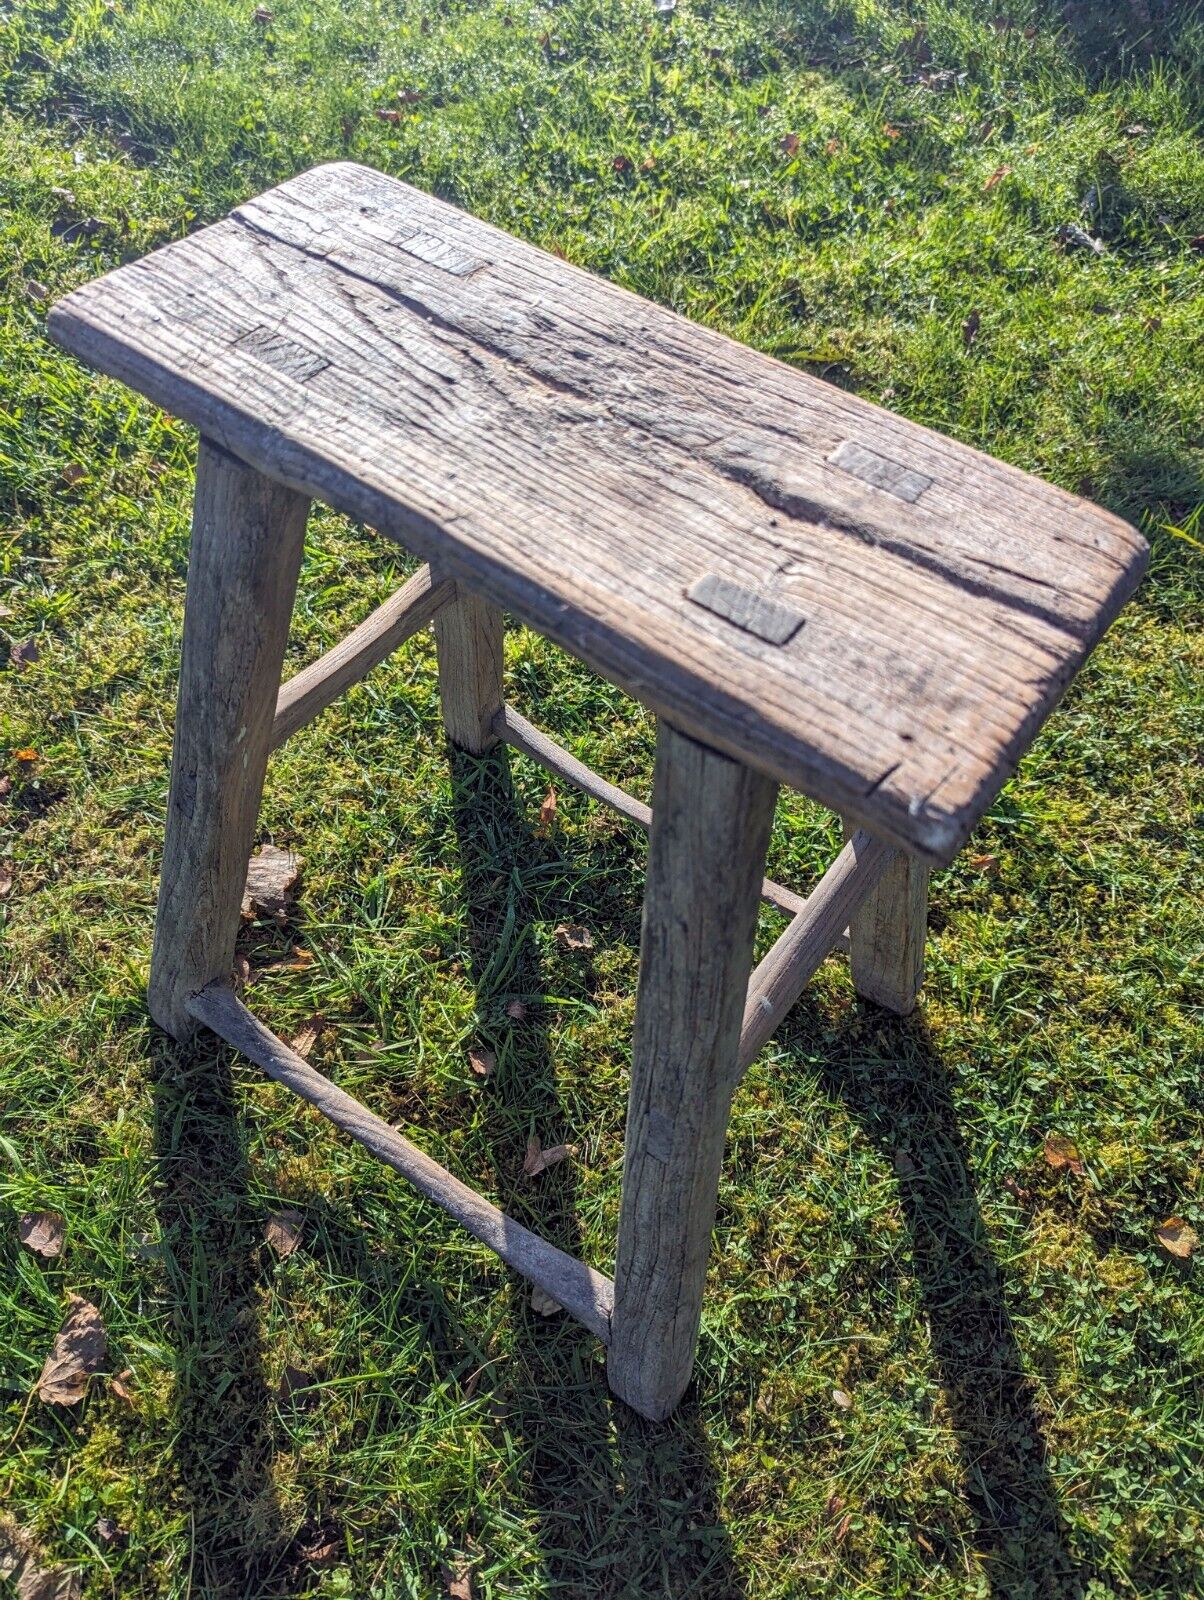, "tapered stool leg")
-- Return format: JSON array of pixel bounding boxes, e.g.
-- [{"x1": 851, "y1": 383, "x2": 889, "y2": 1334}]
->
[
  {"x1": 432, "y1": 583, "x2": 504, "y2": 754},
  {"x1": 844, "y1": 822, "x2": 929, "y2": 1015},
  {"x1": 609, "y1": 722, "x2": 778, "y2": 1420},
  {"x1": 148, "y1": 440, "x2": 309, "y2": 1040}
]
